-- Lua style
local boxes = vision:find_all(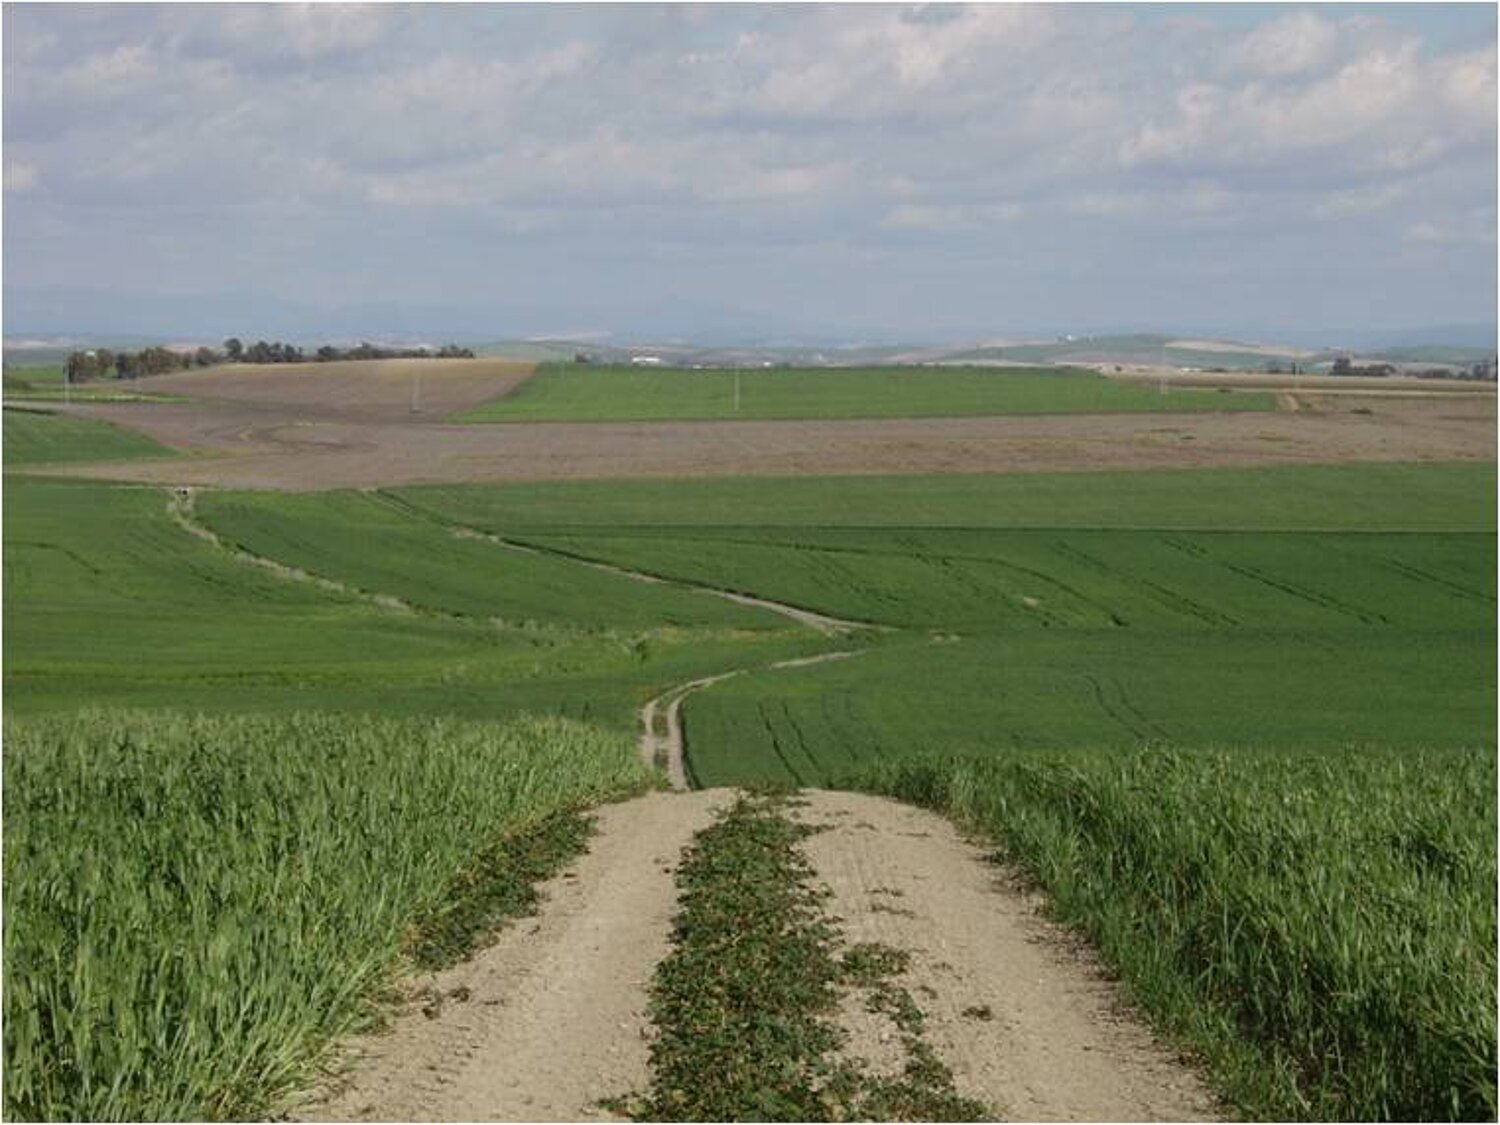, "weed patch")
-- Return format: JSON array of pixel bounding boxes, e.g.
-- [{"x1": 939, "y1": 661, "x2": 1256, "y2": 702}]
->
[
  {"x1": 403, "y1": 810, "x2": 595, "y2": 971},
  {"x1": 619, "y1": 793, "x2": 987, "y2": 1121}
]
